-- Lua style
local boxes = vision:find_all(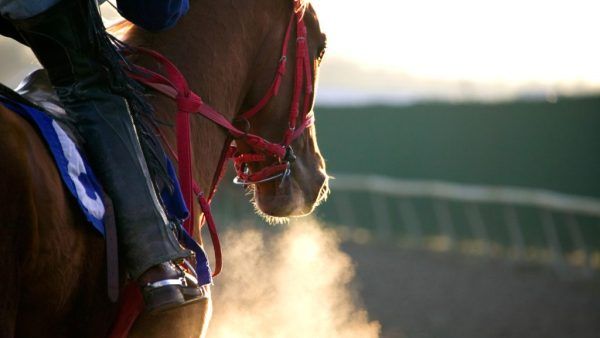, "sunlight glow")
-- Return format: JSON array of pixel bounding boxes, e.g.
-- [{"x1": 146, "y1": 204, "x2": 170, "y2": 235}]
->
[
  {"x1": 312, "y1": 0, "x2": 600, "y2": 87},
  {"x1": 1, "y1": 1, "x2": 598, "y2": 101}
]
